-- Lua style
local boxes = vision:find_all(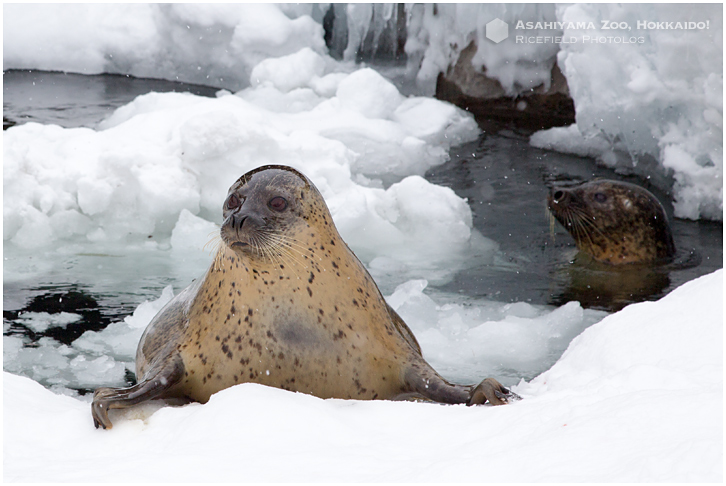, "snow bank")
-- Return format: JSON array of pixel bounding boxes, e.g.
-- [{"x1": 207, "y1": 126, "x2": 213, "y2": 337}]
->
[
  {"x1": 533, "y1": 4, "x2": 722, "y2": 221},
  {"x1": 403, "y1": 4, "x2": 560, "y2": 95},
  {"x1": 4, "y1": 270, "x2": 721, "y2": 482},
  {"x1": 5, "y1": 4, "x2": 722, "y2": 220},
  {"x1": 2, "y1": 3, "x2": 326, "y2": 91},
  {"x1": 3, "y1": 58, "x2": 480, "y2": 282},
  {"x1": 3, "y1": 3, "x2": 560, "y2": 97}
]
